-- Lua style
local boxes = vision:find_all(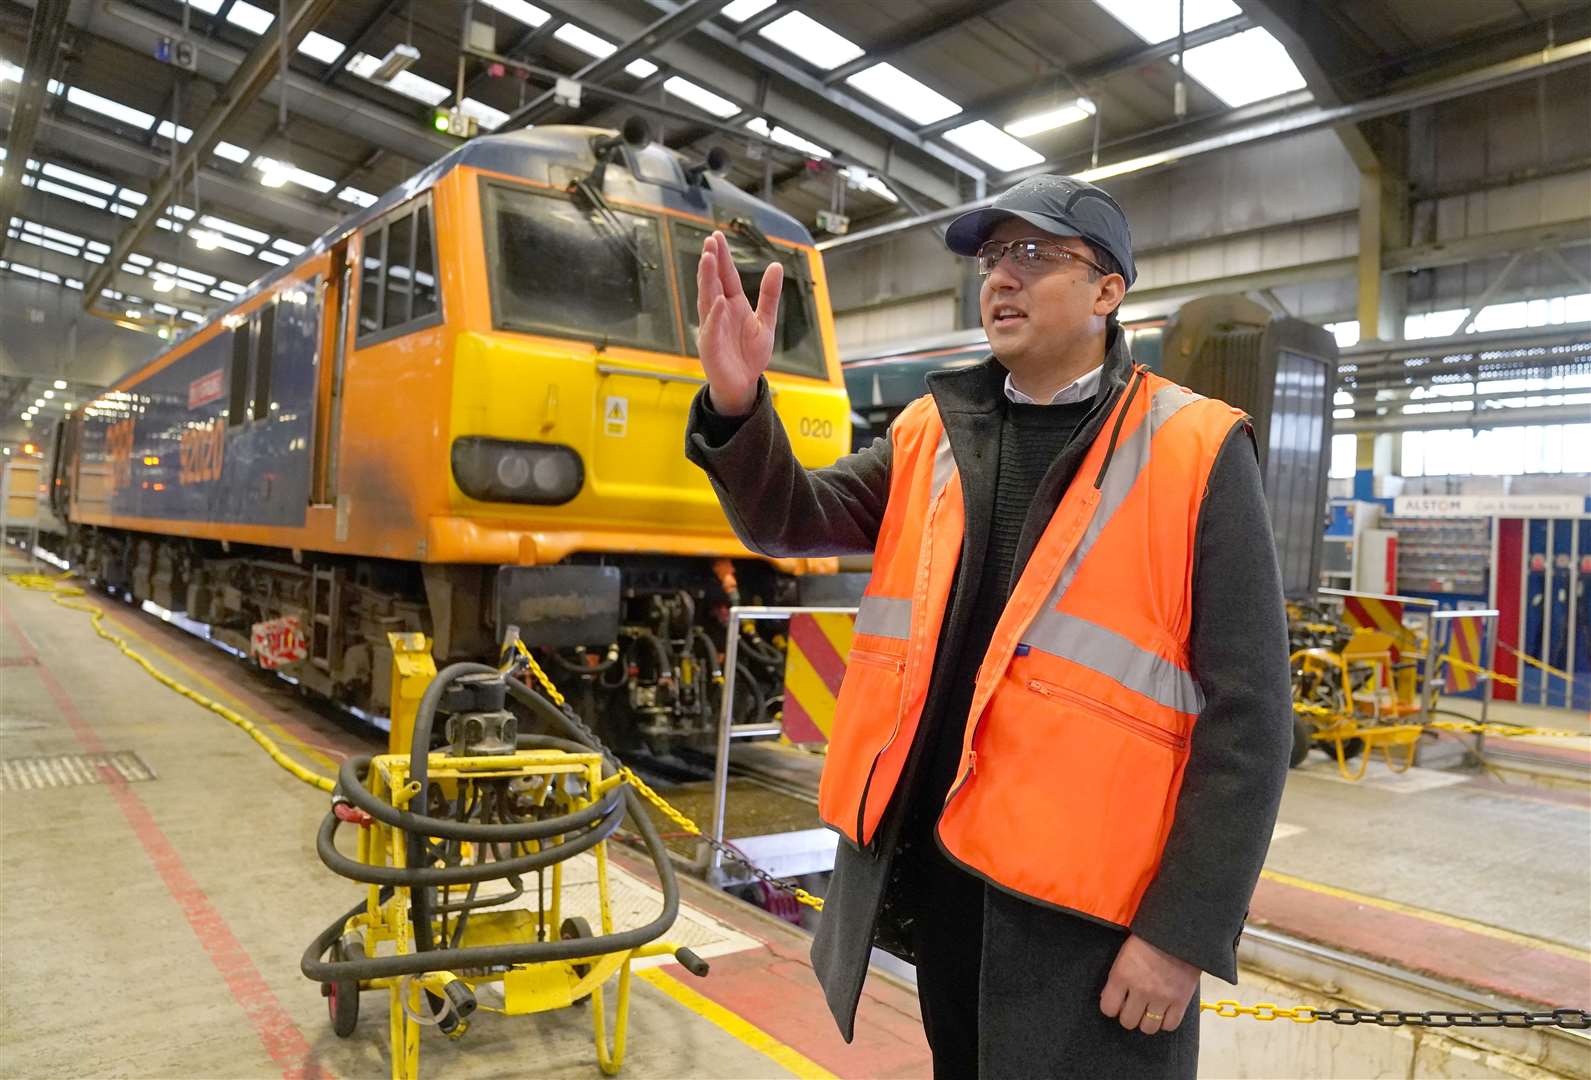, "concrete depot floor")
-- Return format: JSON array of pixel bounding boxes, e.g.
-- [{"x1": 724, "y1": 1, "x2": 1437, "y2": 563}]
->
[{"x1": 3, "y1": 560, "x2": 1590, "y2": 1079}]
